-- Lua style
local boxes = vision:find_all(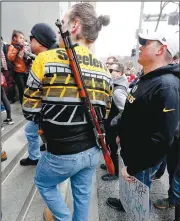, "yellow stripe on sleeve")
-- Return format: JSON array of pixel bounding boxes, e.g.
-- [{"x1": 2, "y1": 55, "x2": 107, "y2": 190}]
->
[{"x1": 50, "y1": 74, "x2": 57, "y2": 84}]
